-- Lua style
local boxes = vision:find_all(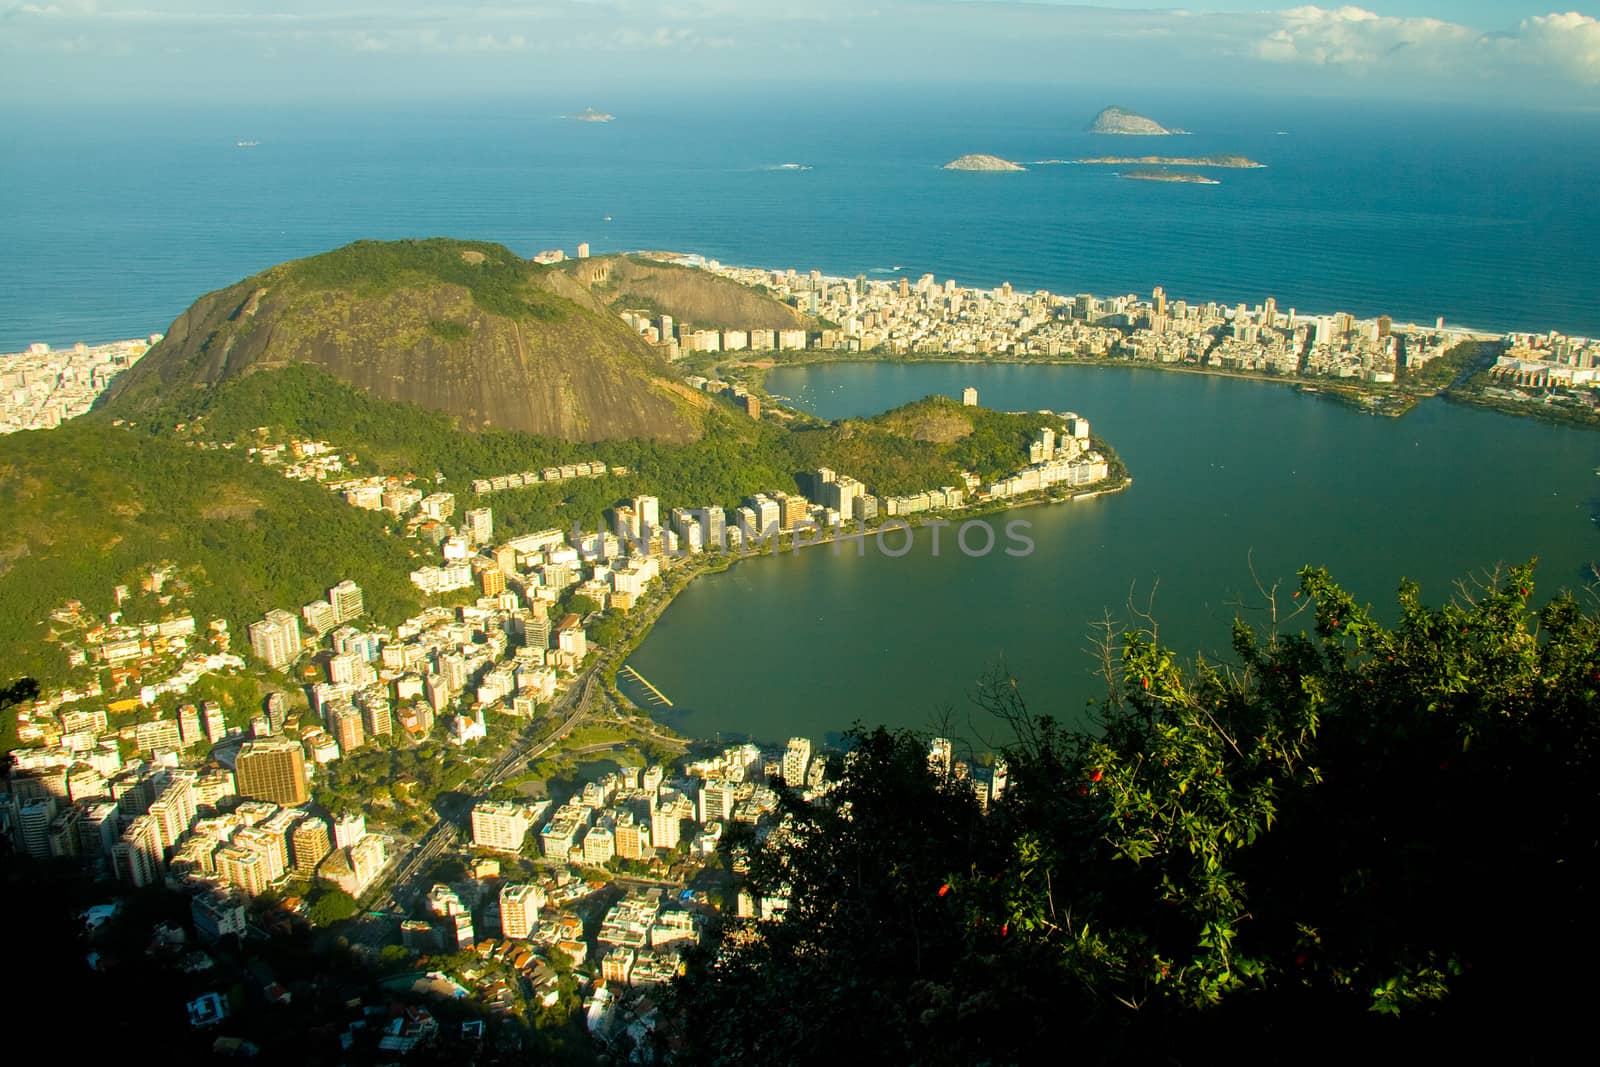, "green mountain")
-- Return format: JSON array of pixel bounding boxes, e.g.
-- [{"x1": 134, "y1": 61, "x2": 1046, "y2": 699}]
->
[
  {"x1": 101, "y1": 239, "x2": 715, "y2": 443},
  {"x1": 790, "y1": 395, "x2": 1118, "y2": 496},
  {"x1": 0, "y1": 418, "x2": 424, "y2": 693}
]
